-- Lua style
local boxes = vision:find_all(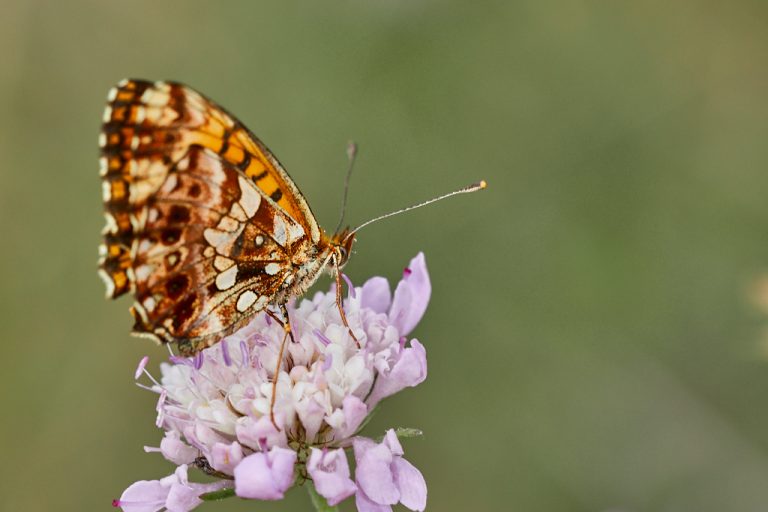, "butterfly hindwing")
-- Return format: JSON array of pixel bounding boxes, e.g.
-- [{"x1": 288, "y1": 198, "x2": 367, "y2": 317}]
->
[{"x1": 133, "y1": 147, "x2": 312, "y2": 354}]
